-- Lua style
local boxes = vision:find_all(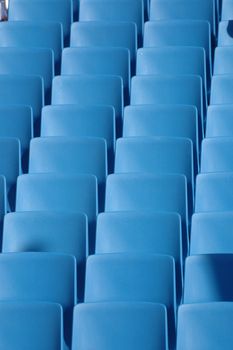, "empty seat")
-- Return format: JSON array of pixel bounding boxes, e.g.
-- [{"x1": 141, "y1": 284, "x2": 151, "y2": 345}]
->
[
  {"x1": 0, "y1": 252, "x2": 76, "y2": 347},
  {"x1": 15, "y1": 173, "x2": 97, "y2": 253},
  {"x1": 8, "y1": 0, "x2": 72, "y2": 46},
  {"x1": 177, "y1": 303, "x2": 233, "y2": 350},
  {"x1": 214, "y1": 47, "x2": 233, "y2": 75},
  {"x1": 96, "y1": 211, "x2": 183, "y2": 300},
  {"x1": 210, "y1": 75, "x2": 233, "y2": 105},
  {"x1": 2, "y1": 211, "x2": 87, "y2": 301},
  {"x1": 123, "y1": 105, "x2": 199, "y2": 171},
  {"x1": 0, "y1": 176, "x2": 7, "y2": 238},
  {"x1": 218, "y1": 20, "x2": 233, "y2": 47},
  {"x1": 51, "y1": 75, "x2": 123, "y2": 136},
  {"x1": 0, "y1": 302, "x2": 63, "y2": 350},
  {"x1": 131, "y1": 75, "x2": 204, "y2": 138},
  {"x1": 41, "y1": 105, "x2": 115, "y2": 172},
  {"x1": 206, "y1": 105, "x2": 233, "y2": 137},
  {"x1": 61, "y1": 47, "x2": 130, "y2": 103},
  {"x1": 222, "y1": 1, "x2": 233, "y2": 21},
  {"x1": 183, "y1": 254, "x2": 233, "y2": 304},
  {"x1": 72, "y1": 302, "x2": 168, "y2": 350},
  {"x1": 0, "y1": 21, "x2": 63, "y2": 73},
  {"x1": 105, "y1": 173, "x2": 189, "y2": 256},
  {"x1": 191, "y1": 212, "x2": 233, "y2": 255},
  {"x1": 85, "y1": 253, "x2": 176, "y2": 348},
  {"x1": 195, "y1": 173, "x2": 233, "y2": 213}
]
